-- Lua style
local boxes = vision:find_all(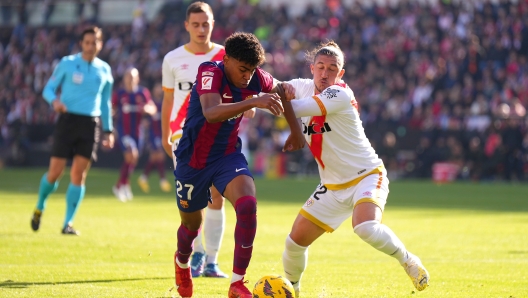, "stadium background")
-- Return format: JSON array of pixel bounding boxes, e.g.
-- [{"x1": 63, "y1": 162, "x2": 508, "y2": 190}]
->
[{"x1": 0, "y1": 0, "x2": 527, "y2": 182}]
